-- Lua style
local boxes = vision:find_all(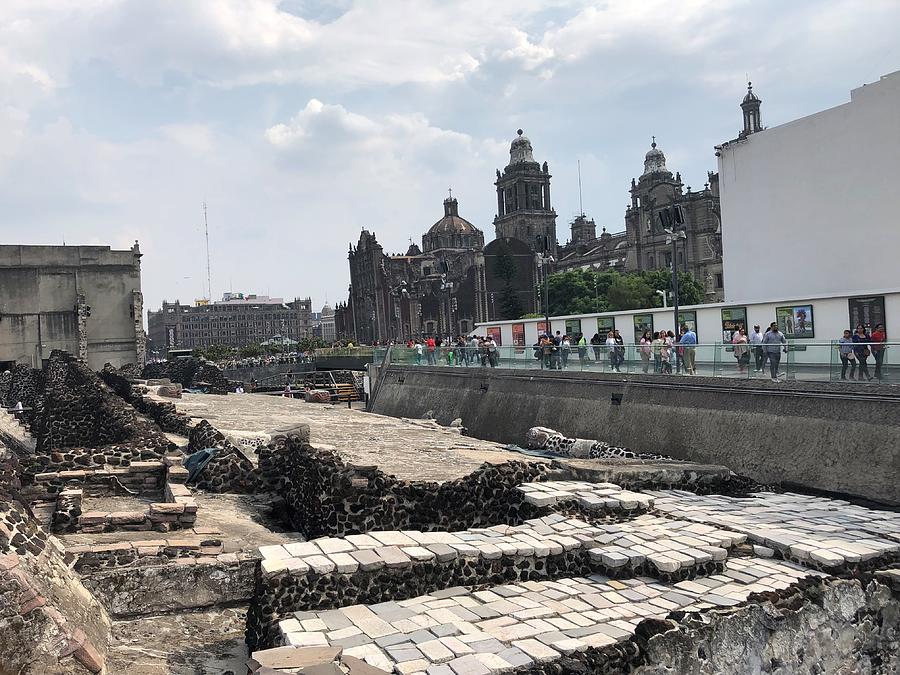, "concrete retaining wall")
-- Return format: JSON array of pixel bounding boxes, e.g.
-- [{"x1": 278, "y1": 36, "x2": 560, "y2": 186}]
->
[{"x1": 371, "y1": 367, "x2": 900, "y2": 505}]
